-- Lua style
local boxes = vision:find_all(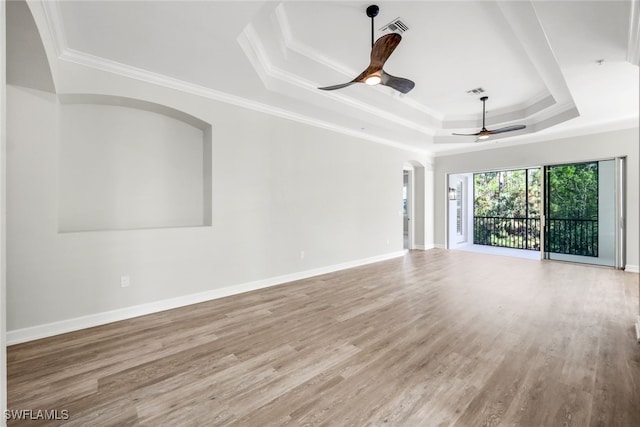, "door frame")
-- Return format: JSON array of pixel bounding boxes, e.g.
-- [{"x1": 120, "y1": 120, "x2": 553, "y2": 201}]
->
[
  {"x1": 403, "y1": 168, "x2": 414, "y2": 250},
  {"x1": 454, "y1": 176, "x2": 468, "y2": 244},
  {"x1": 446, "y1": 173, "x2": 473, "y2": 249},
  {"x1": 541, "y1": 157, "x2": 626, "y2": 268}
]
